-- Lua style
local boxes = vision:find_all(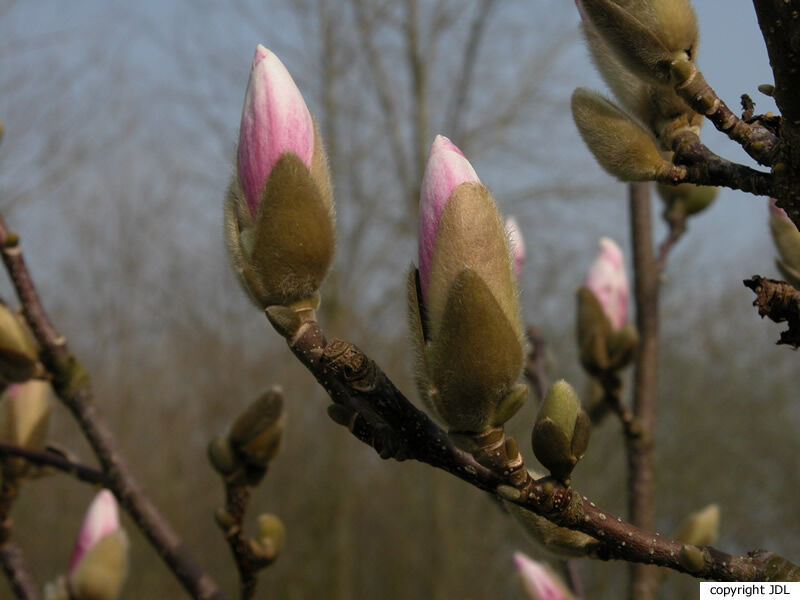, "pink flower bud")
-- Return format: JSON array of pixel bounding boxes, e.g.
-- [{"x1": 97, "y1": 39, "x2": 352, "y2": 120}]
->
[
  {"x1": 504, "y1": 216, "x2": 526, "y2": 278},
  {"x1": 585, "y1": 237, "x2": 628, "y2": 331},
  {"x1": 513, "y1": 552, "x2": 571, "y2": 600},
  {"x1": 418, "y1": 135, "x2": 480, "y2": 298},
  {"x1": 237, "y1": 45, "x2": 314, "y2": 218},
  {"x1": 69, "y1": 490, "x2": 120, "y2": 575}
]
